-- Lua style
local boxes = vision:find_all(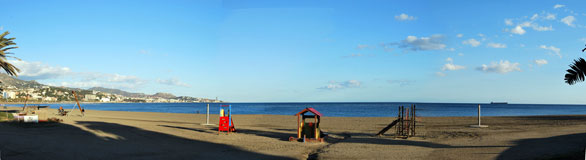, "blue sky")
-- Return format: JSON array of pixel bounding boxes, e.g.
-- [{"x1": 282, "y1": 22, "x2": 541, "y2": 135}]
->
[{"x1": 1, "y1": 0, "x2": 586, "y2": 103}]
